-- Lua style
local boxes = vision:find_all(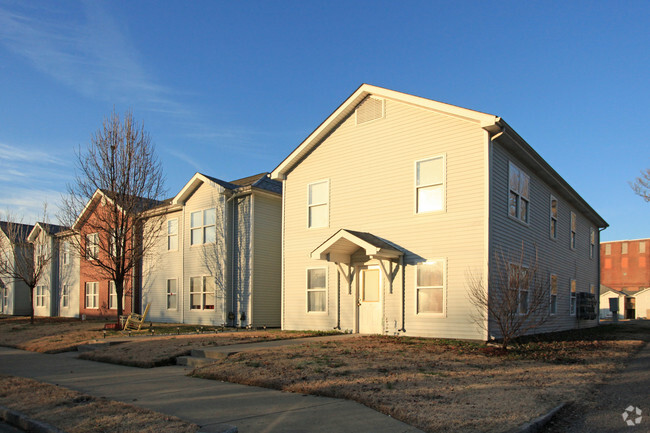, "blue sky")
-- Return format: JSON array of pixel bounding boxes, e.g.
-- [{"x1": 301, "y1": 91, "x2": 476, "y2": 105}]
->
[{"x1": 0, "y1": 0, "x2": 648, "y2": 241}]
